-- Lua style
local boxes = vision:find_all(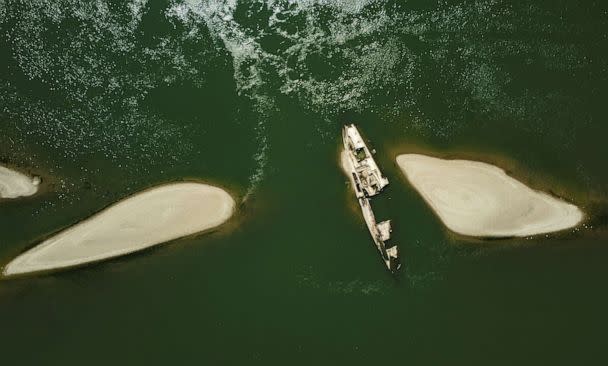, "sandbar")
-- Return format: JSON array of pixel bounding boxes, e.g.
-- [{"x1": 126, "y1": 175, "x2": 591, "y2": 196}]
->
[
  {"x1": 3, "y1": 182, "x2": 235, "y2": 276},
  {"x1": 0, "y1": 165, "x2": 40, "y2": 199},
  {"x1": 396, "y1": 154, "x2": 584, "y2": 237}
]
